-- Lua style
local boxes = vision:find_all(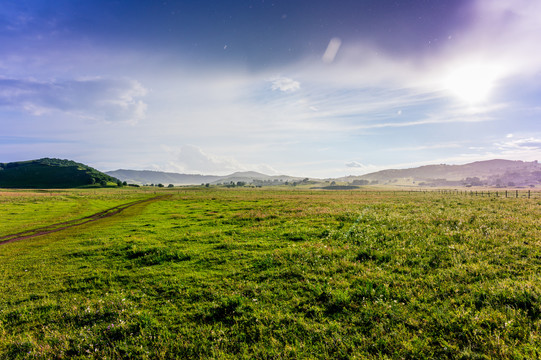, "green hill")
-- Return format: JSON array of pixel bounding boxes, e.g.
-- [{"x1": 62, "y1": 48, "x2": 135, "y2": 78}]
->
[{"x1": 0, "y1": 158, "x2": 120, "y2": 188}]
